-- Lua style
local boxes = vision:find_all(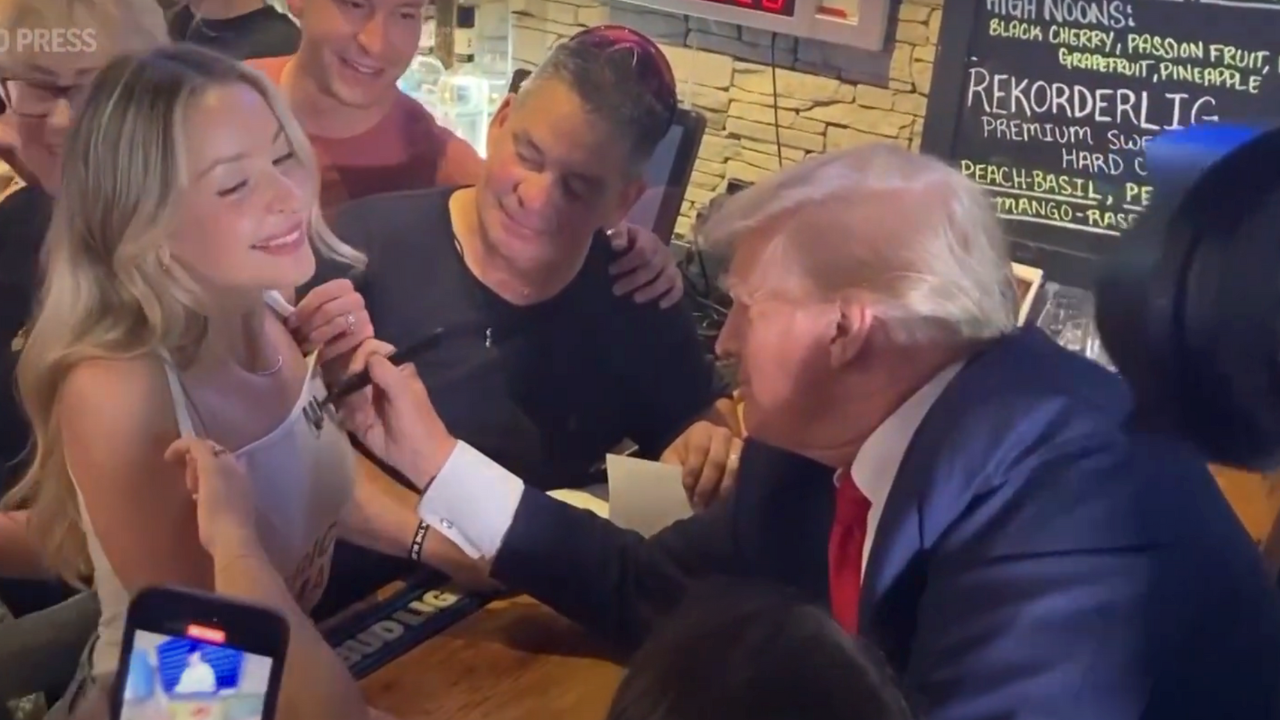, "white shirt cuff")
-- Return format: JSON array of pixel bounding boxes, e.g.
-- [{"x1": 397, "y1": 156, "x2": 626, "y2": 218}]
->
[{"x1": 415, "y1": 440, "x2": 525, "y2": 559}]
